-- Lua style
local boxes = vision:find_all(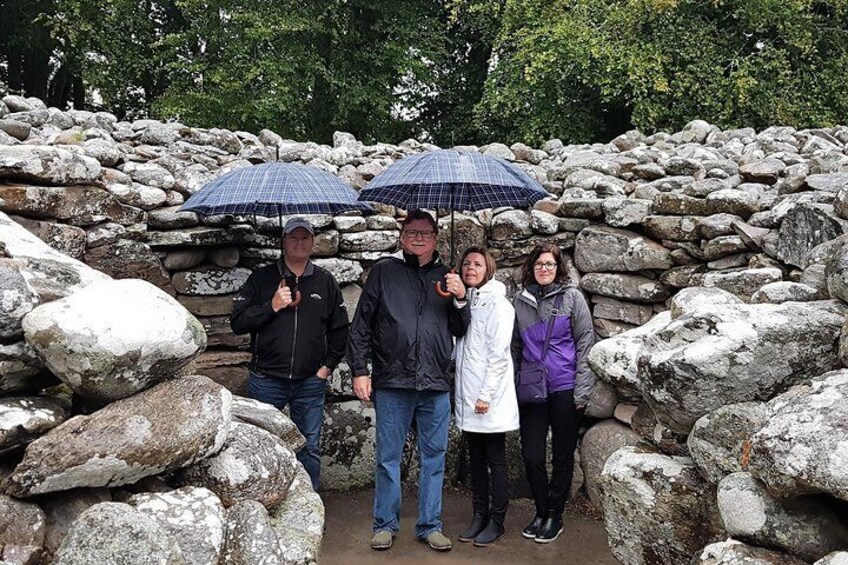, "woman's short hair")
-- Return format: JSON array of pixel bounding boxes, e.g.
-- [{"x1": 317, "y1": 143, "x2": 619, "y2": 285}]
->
[
  {"x1": 402, "y1": 209, "x2": 438, "y2": 233},
  {"x1": 521, "y1": 243, "x2": 569, "y2": 287},
  {"x1": 460, "y1": 245, "x2": 497, "y2": 286}
]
